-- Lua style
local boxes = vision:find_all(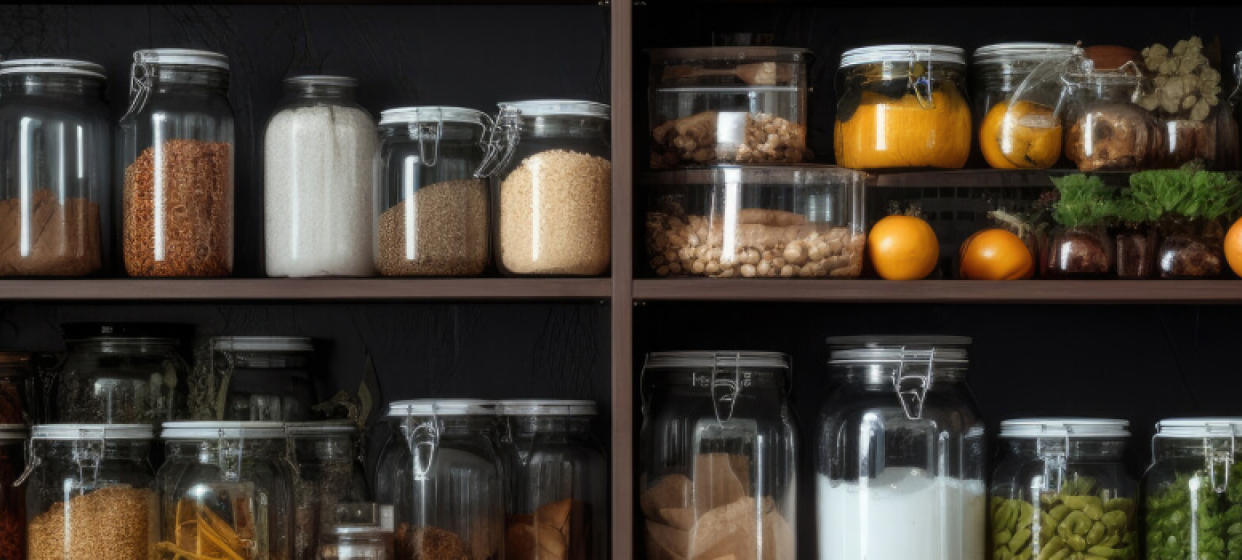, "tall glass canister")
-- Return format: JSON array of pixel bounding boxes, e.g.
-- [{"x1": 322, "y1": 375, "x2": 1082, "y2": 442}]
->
[{"x1": 817, "y1": 336, "x2": 986, "y2": 560}]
